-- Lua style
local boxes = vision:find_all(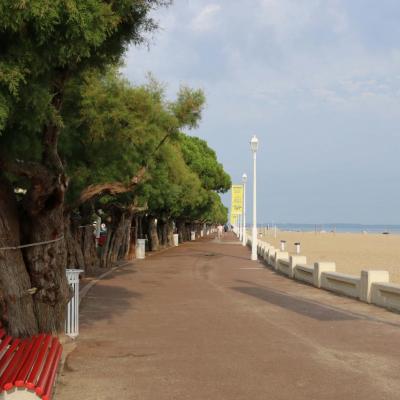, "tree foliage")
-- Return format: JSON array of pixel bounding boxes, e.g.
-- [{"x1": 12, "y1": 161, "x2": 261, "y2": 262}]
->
[{"x1": 61, "y1": 68, "x2": 230, "y2": 224}]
